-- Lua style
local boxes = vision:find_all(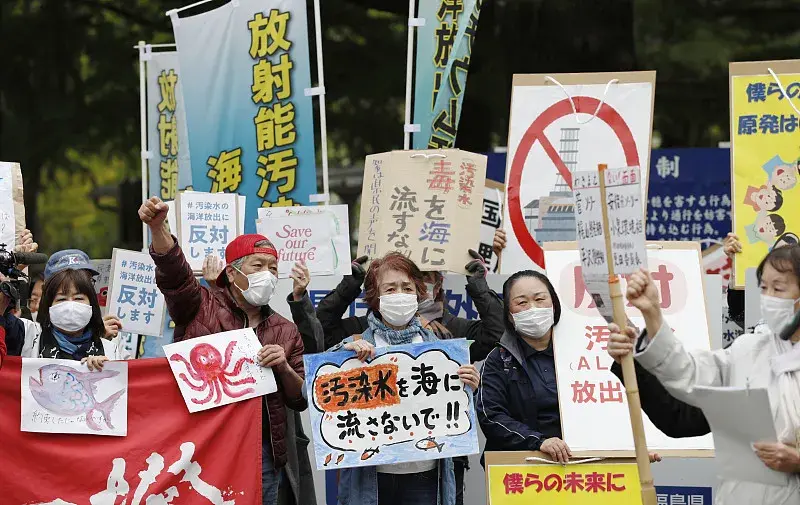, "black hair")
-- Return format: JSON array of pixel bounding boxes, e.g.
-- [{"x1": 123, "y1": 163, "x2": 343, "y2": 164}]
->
[
  {"x1": 38, "y1": 269, "x2": 105, "y2": 338},
  {"x1": 767, "y1": 214, "x2": 787, "y2": 236},
  {"x1": 502, "y1": 270, "x2": 562, "y2": 335},
  {"x1": 756, "y1": 244, "x2": 800, "y2": 288},
  {"x1": 767, "y1": 187, "x2": 784, "y2": 212},
  {"x1": 774, "y1": 233, "x2": 800, "y2": 249}
]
